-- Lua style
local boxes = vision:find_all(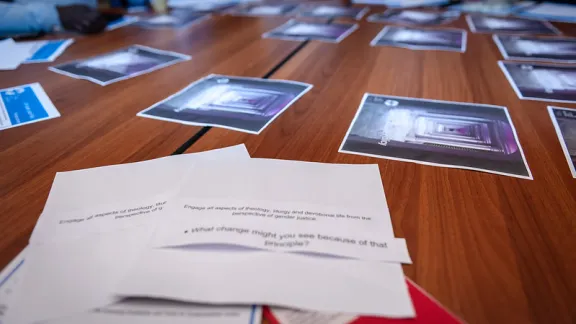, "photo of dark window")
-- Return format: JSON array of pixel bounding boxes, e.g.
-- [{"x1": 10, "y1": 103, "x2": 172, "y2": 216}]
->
[
  {"x1": 466, "y1": 15, "x2": 560, "y2": 35},
  {"x1": 138, "y1": 74, "x2": 312, "y2": 134},
  {"x1": 340, "y1": 94, "x2": 532, "y2": 179},
  {"x1": 263, "y1": 20, "x2": 359, "y2": 43},
  {"x1": 368, "y1": 9, "x2": 459, "y2": 26},
  {"x1": 494, "y1": 35, "x2": 576, "y2": 63},
  {"x1": 371, "y1": 26, "x2": 466, "y2": 52},
  {"x1": 499, "y1": 61, "x2": 576, "y2": 103},
  {"x1": 49, "y1": 45, "x2": 190, "y2": 86}
]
